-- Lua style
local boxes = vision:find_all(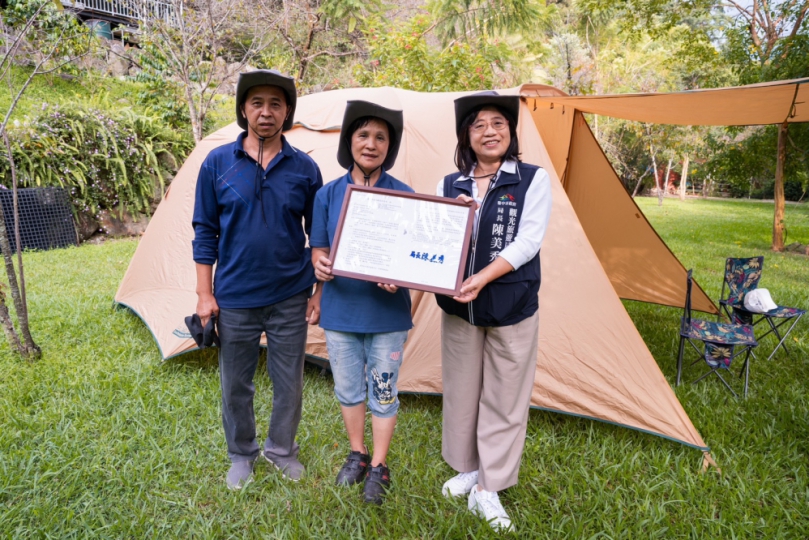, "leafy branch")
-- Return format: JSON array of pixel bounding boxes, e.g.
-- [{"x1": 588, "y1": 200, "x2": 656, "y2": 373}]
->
[{"x1": 427, "y1": 0, "x2": 543, "y2": 42}]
